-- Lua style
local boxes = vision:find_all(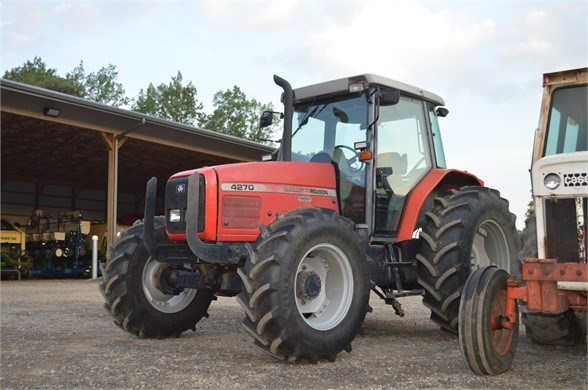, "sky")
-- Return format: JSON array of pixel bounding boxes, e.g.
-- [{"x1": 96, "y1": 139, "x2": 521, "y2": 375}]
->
[{"x1": 2, "y1": 0, "x2": 587, "y2": 229}]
